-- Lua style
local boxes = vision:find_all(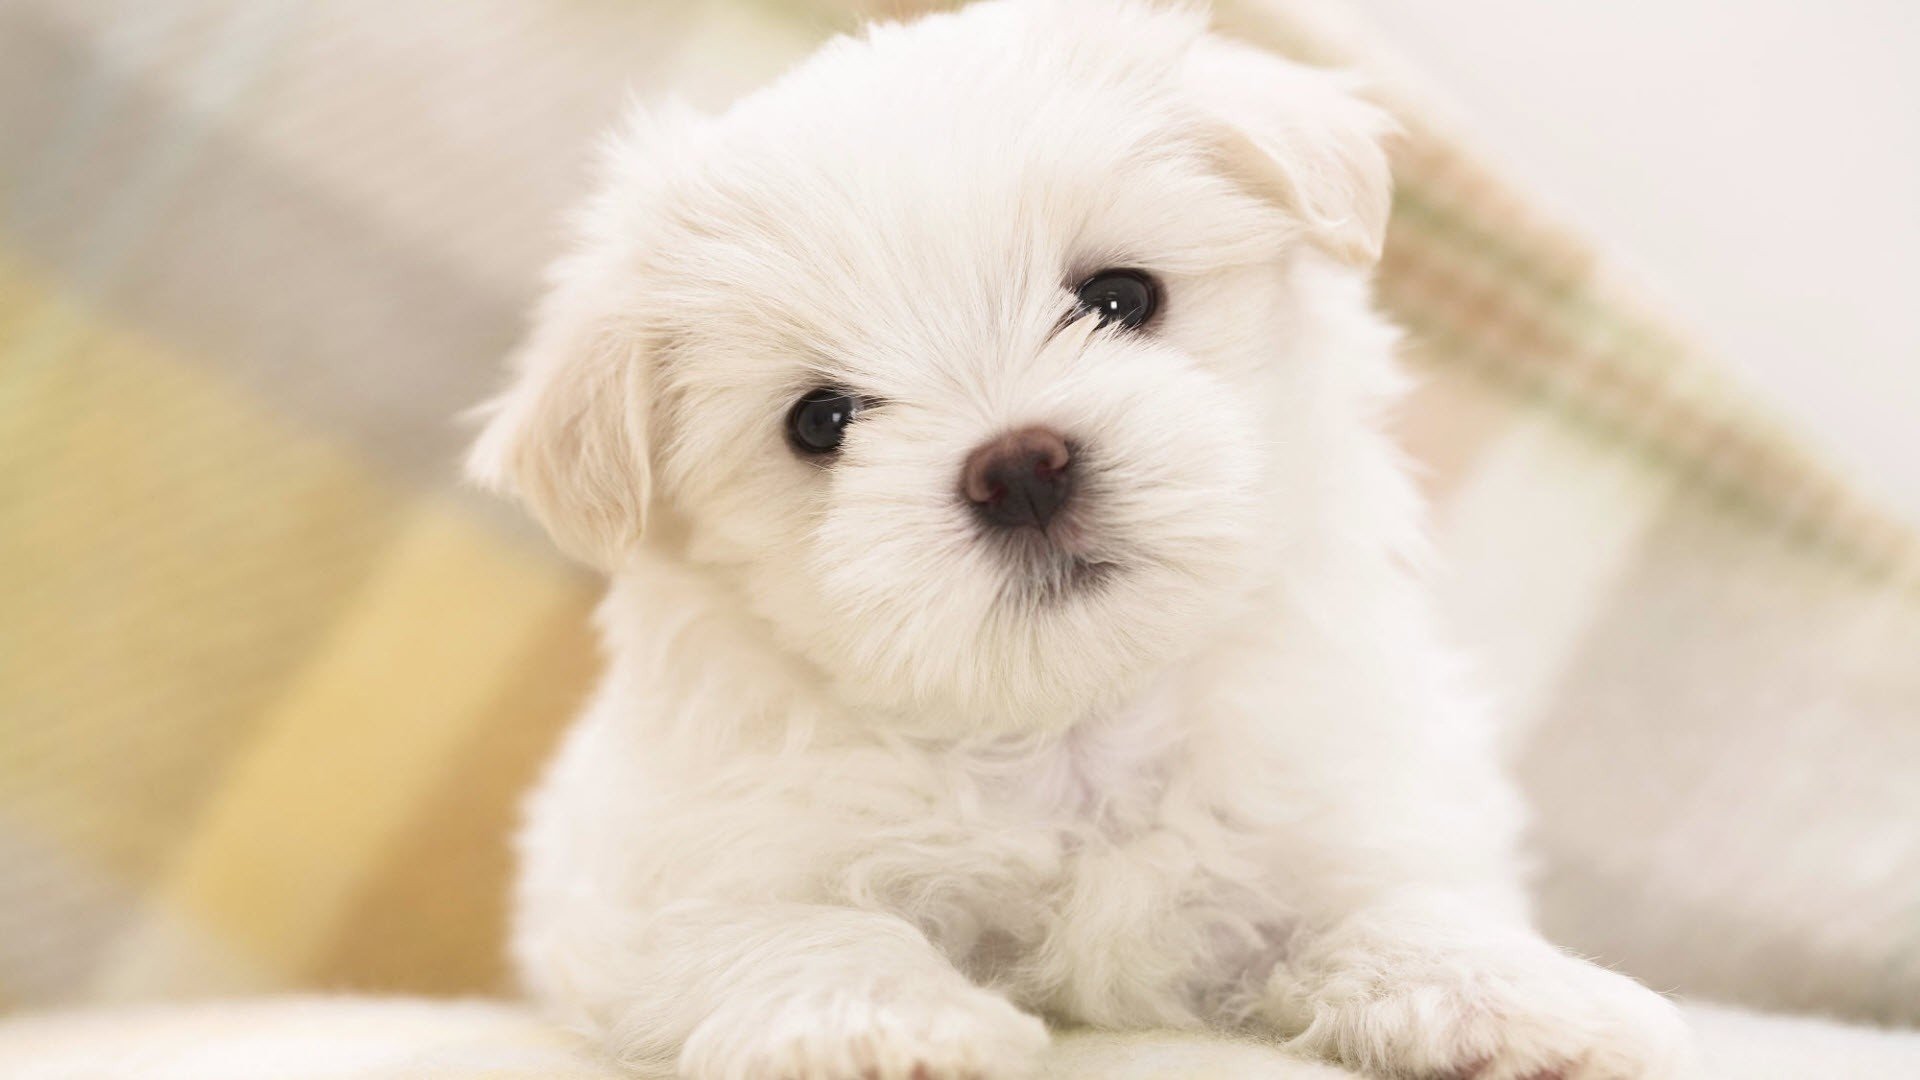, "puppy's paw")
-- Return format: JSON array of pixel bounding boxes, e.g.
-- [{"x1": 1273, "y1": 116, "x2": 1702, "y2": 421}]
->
[
  {"x1": 1270, "y1": 925, "x2": 1698, "y2": 1079},
  {"x1": 678, "y1": 979, "x2": 1048, "y2": 1080}
]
